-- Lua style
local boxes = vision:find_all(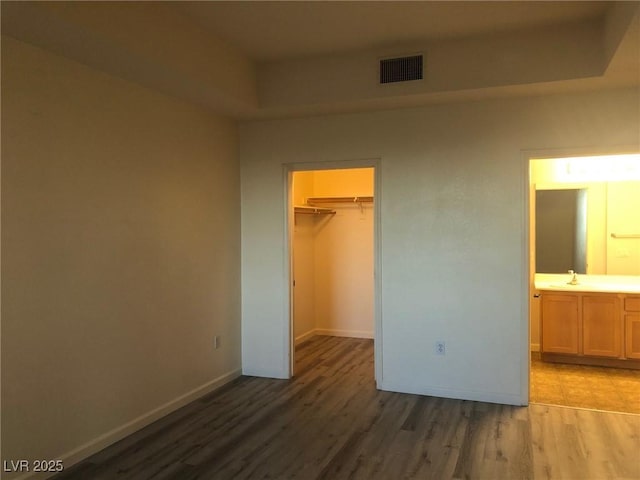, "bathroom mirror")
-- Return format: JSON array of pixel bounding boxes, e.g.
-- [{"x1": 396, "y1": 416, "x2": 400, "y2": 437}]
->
[
  {"x1": 532, "y1": 155, "x2": 640, "y2": 276},
  {"x1": 535, "y1": 189, "x2": 587, "y2": 274},
  {"x1": 534, "y1": 181, "x2": 640, "y2": 276}
]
